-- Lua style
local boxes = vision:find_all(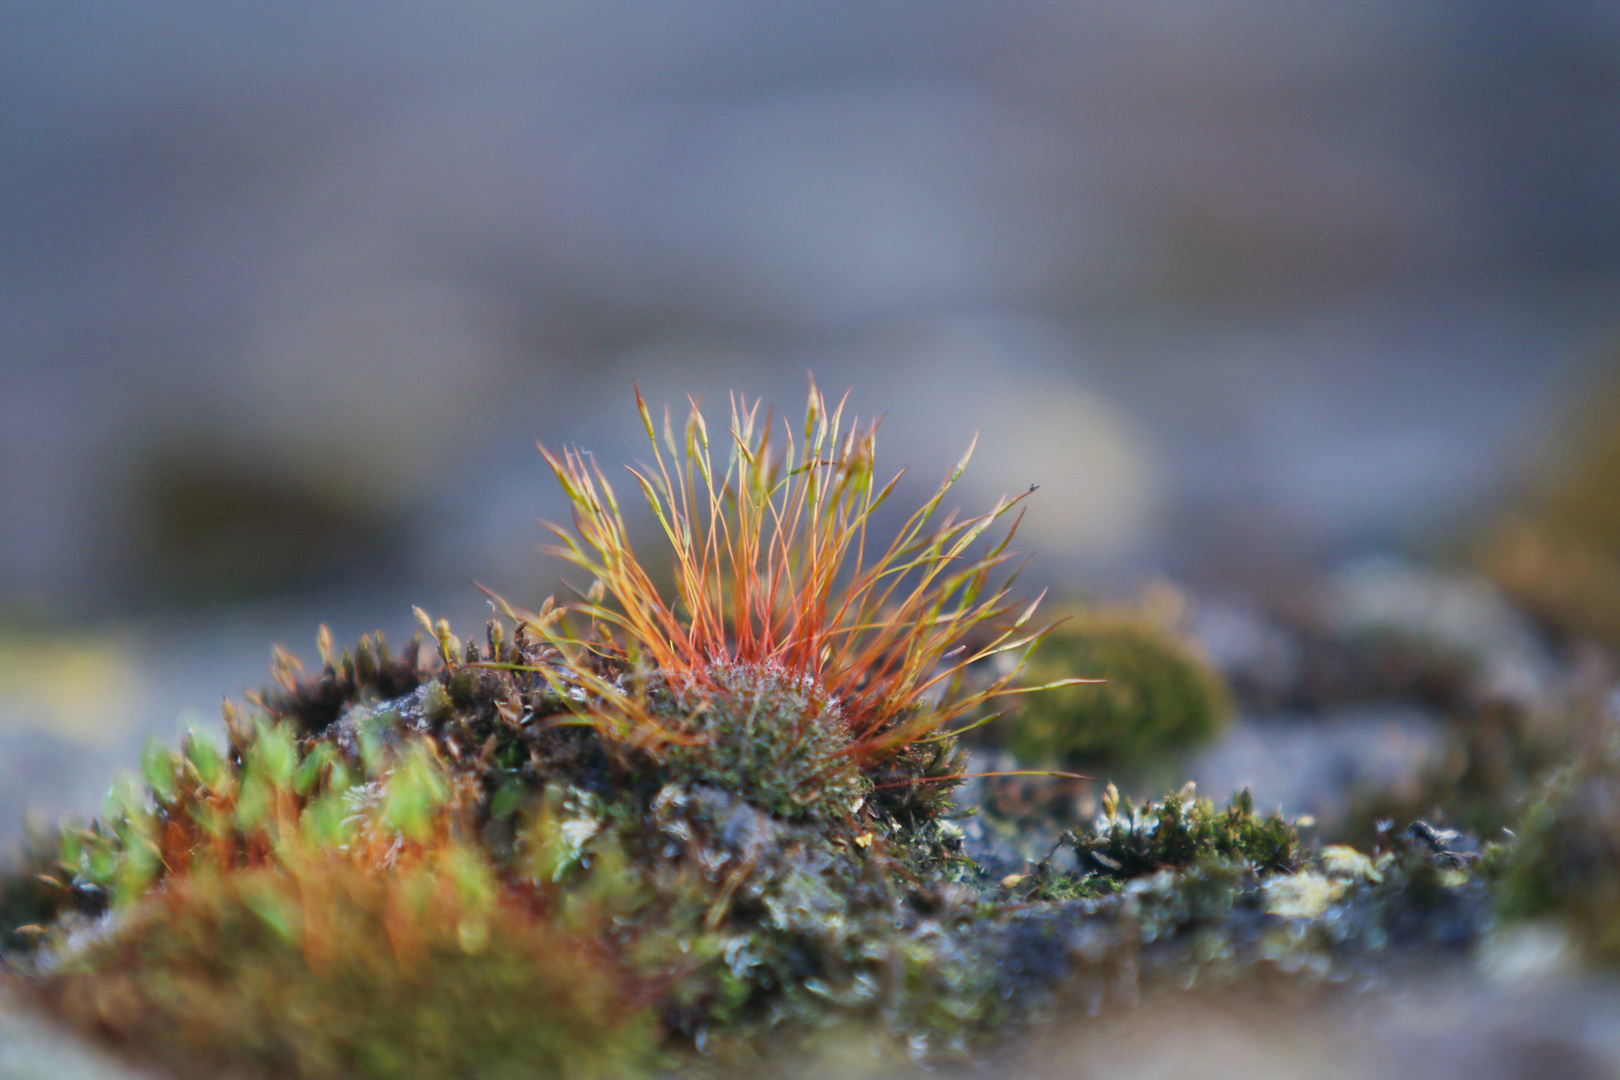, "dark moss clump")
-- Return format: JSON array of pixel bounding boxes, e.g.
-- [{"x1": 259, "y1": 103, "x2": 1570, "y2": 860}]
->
[
  {"x1": 1007, "y1": 615, "x2": 1229, "y2": 769},
  {"x1": 1075, "y1": 783, "x2": 1299, "y2": 879},
  {"x1": 256, "y1": 628, "x2": 424, "y2": 737}
]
